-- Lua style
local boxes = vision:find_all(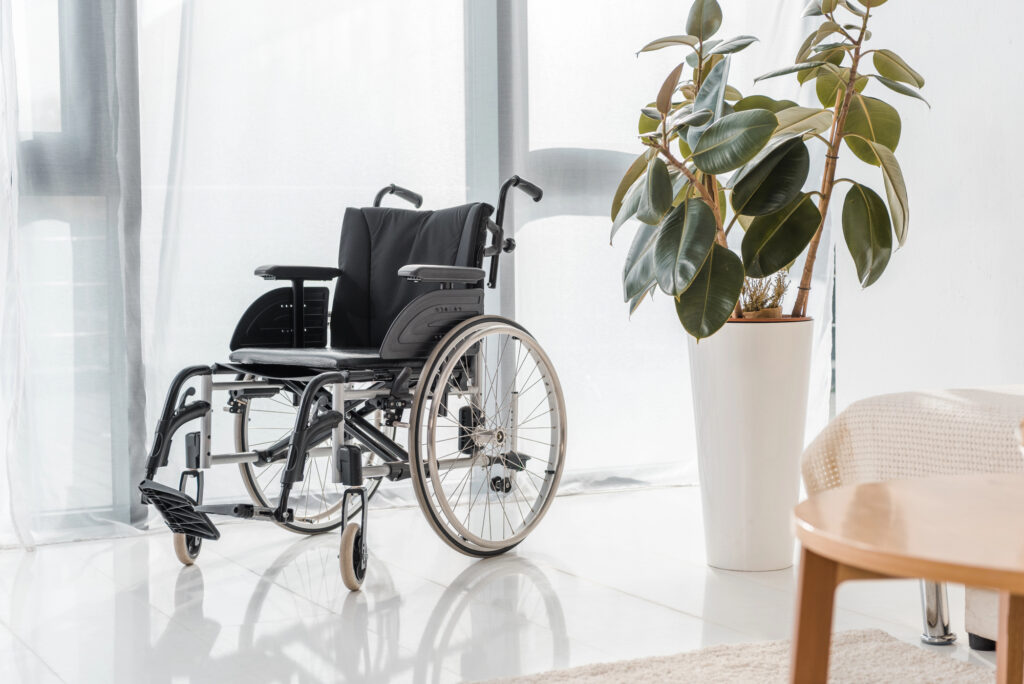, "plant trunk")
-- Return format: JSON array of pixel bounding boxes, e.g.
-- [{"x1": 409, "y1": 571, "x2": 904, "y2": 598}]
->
[{"x1": 790, "y1": 16, "x2": 869, "y2": 318}]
